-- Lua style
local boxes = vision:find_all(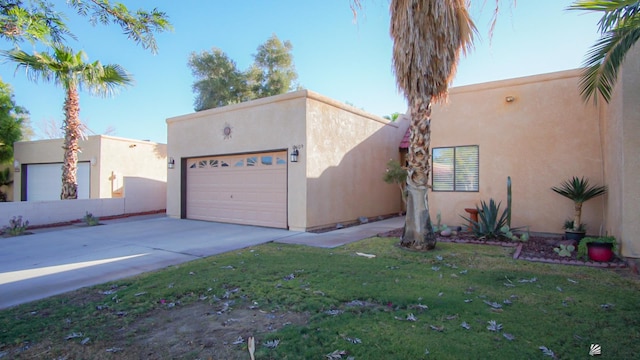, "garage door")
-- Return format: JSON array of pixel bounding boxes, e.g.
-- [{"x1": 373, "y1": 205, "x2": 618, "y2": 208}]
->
[
  {"x1": 26, "y1": 162, "x2": 90, "y2": 201},
  {"x1": 186, "y1": 151, "x2": 287, "y2": 228}
]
